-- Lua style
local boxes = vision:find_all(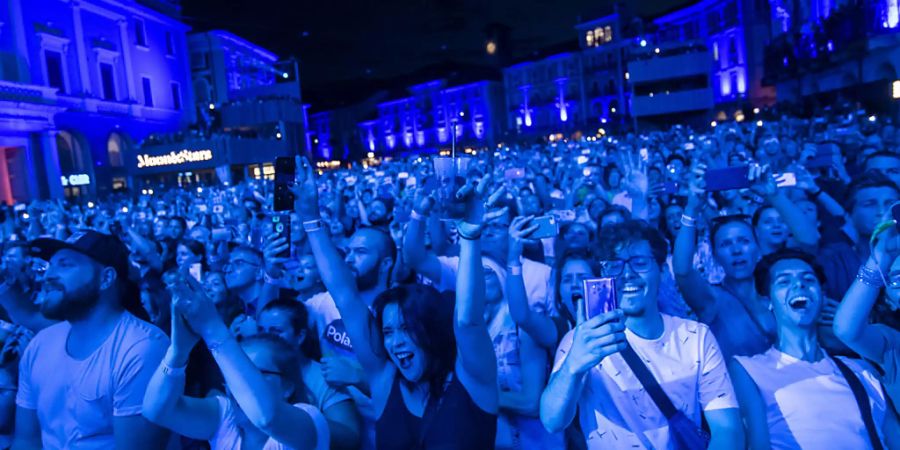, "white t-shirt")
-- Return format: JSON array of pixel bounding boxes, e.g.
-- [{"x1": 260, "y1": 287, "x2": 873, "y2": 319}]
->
[
  {"x1": 210, "y1": 396, "x2": 330, "y2": 450},
  {"x1": 436, "y1": 255, "x2": 551, "y2": 310},
  {"x1": 734, "y1": 348, "x2": 889, "y2": 449},
  {"x1": 16, "y1": 312, "x2": 168, "y2": 449},
  {"x1": 305, "y1": 292, "x2": 355, "y2": 359},
  {"x1": 552, "y1": 314, "x2": 737, "y2": 450}
]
